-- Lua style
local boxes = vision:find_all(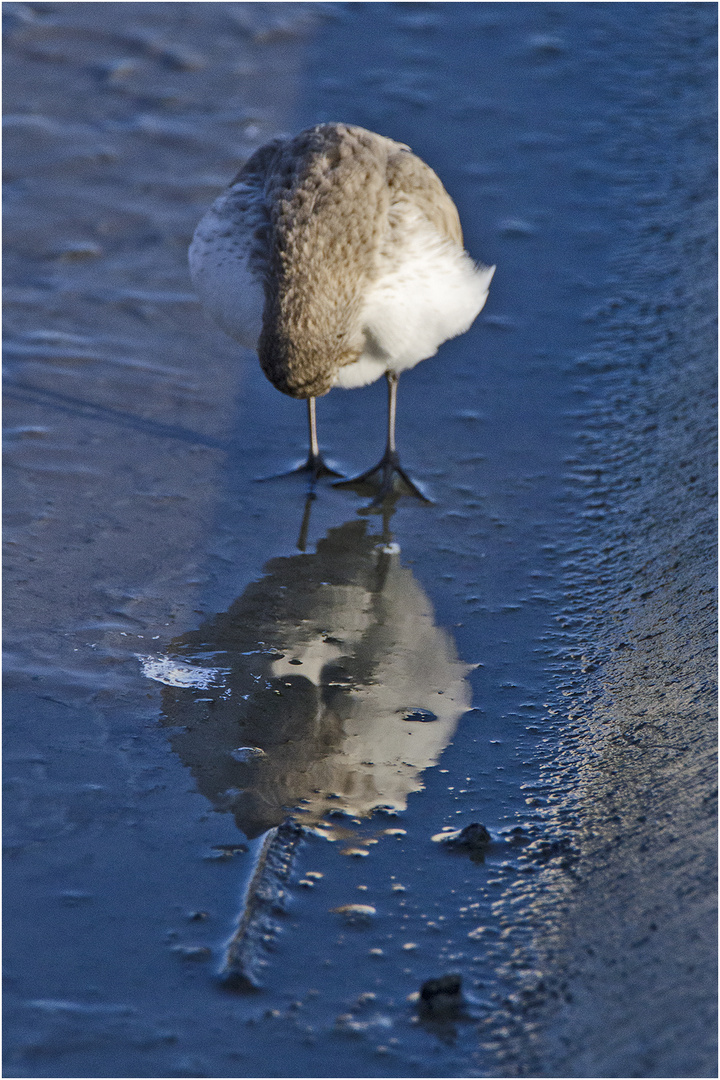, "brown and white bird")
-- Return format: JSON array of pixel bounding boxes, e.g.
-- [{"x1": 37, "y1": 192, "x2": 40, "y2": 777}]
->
[{"x1": 189, "y1": 122, "x2": 494, "y2": 498}]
